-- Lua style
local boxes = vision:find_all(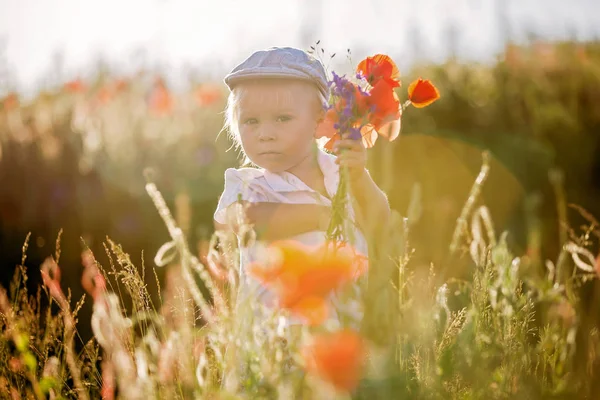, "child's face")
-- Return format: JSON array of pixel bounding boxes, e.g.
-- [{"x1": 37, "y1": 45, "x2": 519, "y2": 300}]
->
[{"x1": 235, "y1": 79, "x2": 322, "y2": 173}]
